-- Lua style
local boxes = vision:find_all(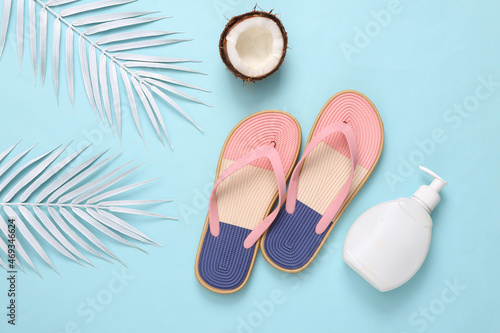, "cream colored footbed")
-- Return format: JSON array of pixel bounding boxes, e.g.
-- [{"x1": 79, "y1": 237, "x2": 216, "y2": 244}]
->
[
  {"x1": 216, "y1": 158, "x2": 278, "y2": 230},
  {"x1": 296, "y1": 142, "x2": 369, "y2": 215}
]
